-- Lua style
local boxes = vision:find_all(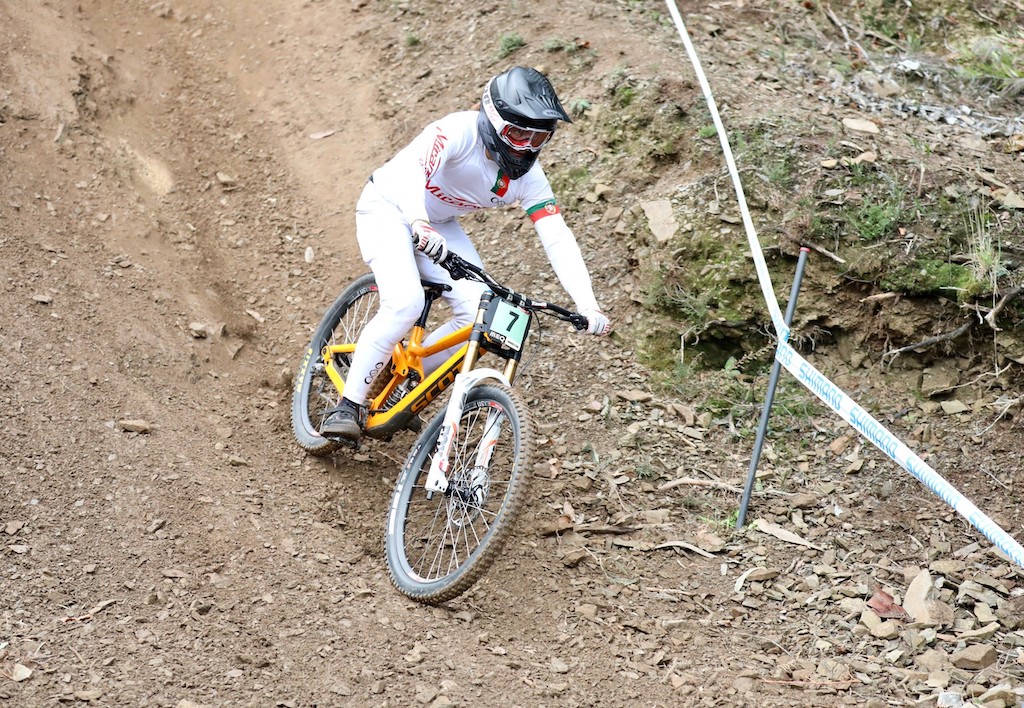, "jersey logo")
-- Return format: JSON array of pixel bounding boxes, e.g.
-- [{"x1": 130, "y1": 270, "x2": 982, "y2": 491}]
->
[
  {"x1": 526, "y1": 199, "x2": 560, "y2": 222},
  {"x1": 426, "y1": 179, "x2": 480, "y2": 209},
  {"x1": 491, "y1": 171, "x2": 510, "y2": 197},
  {"x1": 424, "y1": 127, "x2": 448, "y2": 180}
]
